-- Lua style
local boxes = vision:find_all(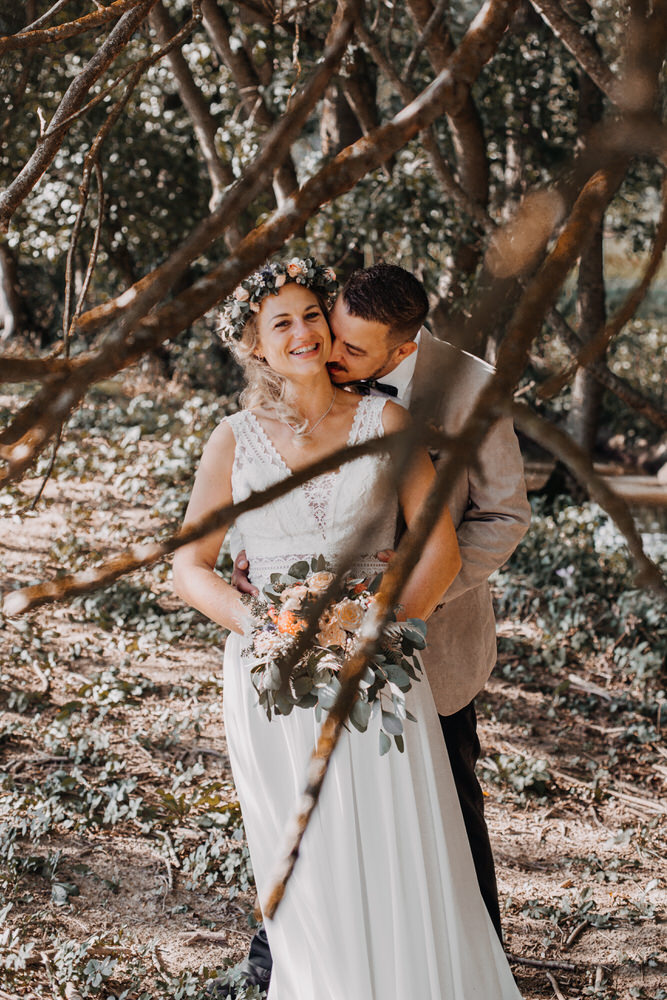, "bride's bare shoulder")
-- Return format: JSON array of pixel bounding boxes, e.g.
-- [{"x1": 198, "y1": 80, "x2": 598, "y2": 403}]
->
[
  {"x1": 200, "y1": 416, "x2": 237, "y2": 466},
  {"x1": 381, "y1": 400, "x2": 411, "y2": 433}
]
